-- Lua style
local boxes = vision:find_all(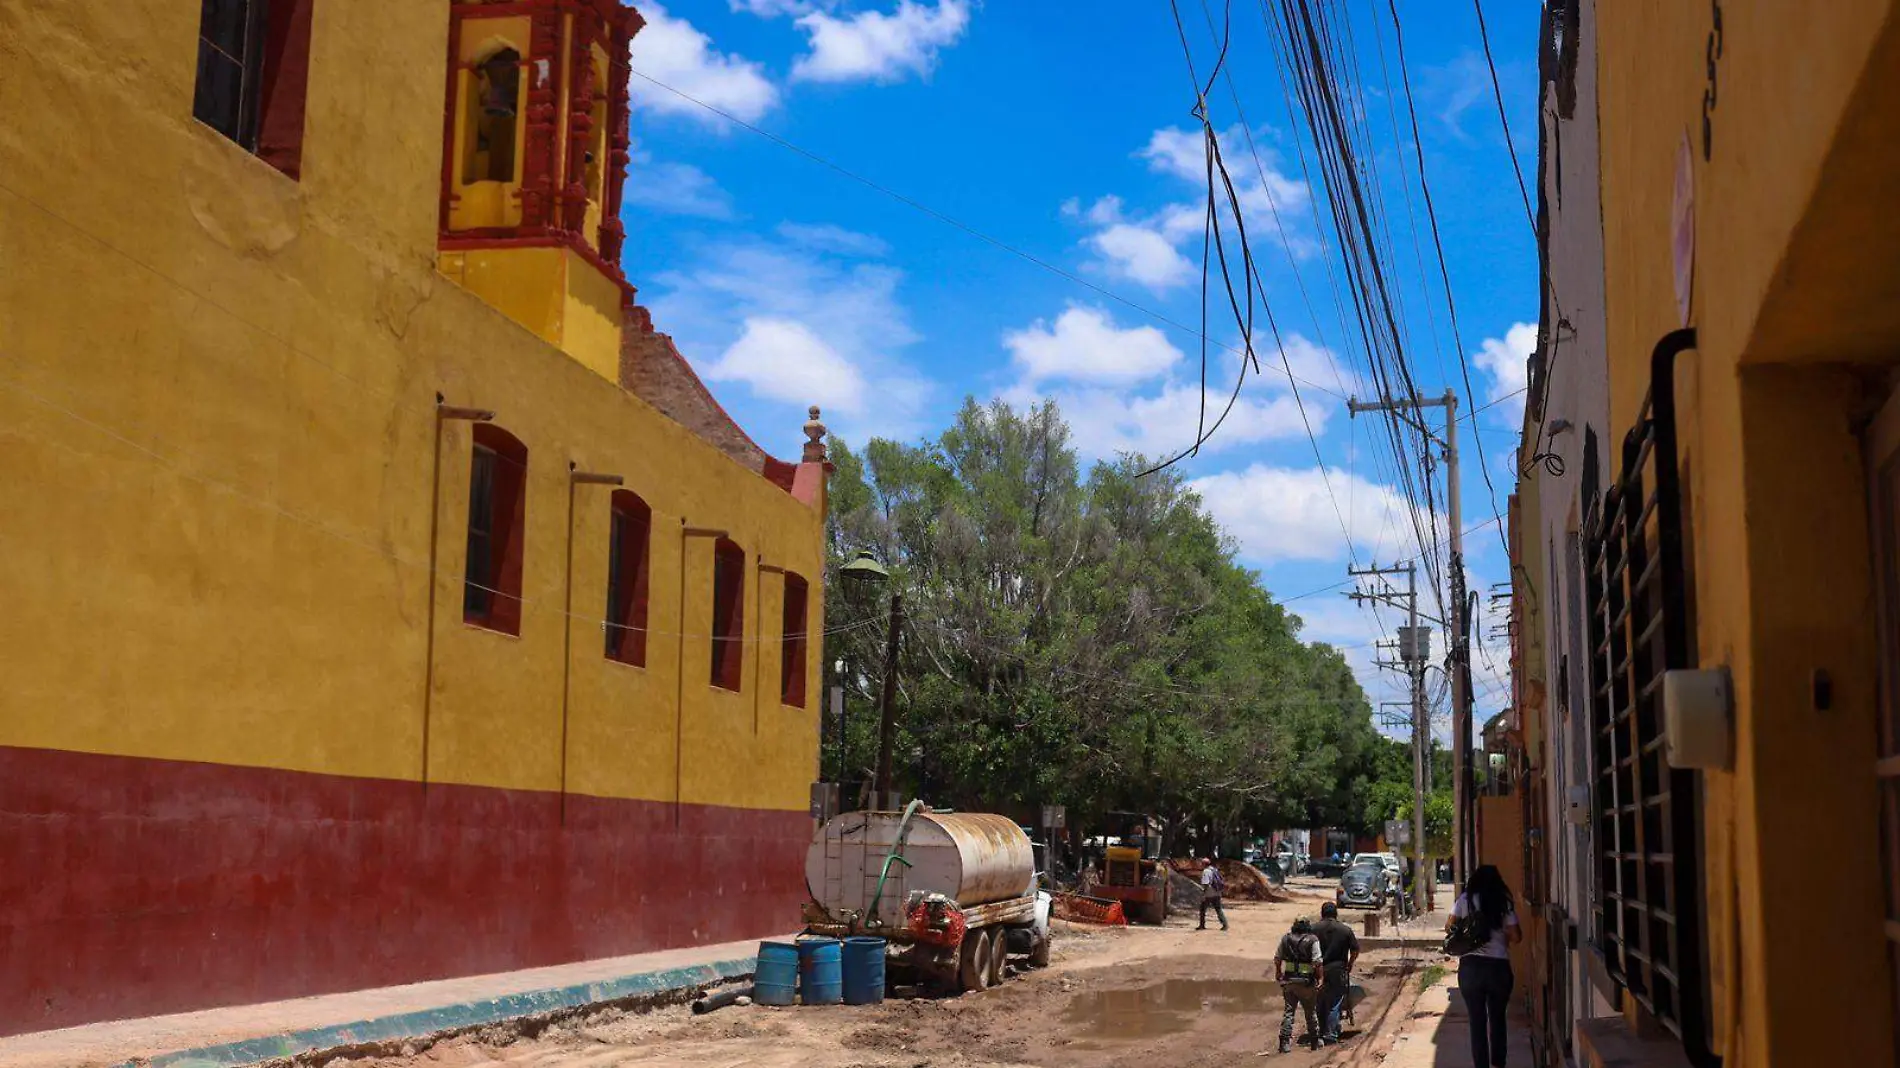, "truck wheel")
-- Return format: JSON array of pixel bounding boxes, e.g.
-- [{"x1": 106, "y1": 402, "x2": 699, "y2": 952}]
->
[
  {"x1": 958, "y1": 930, "x2": 991, "y2": 993},
  {"x1": 1028, "y1": 928, "x2": 1052, "y2": 968},
  {"x1": 985, "y1": 928, "x2": 1007, "y2": 987}
]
